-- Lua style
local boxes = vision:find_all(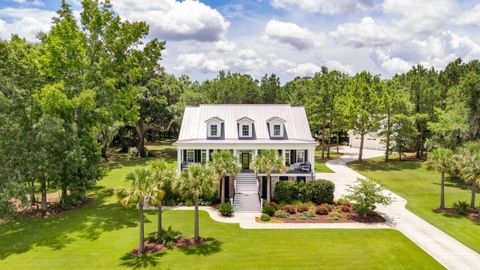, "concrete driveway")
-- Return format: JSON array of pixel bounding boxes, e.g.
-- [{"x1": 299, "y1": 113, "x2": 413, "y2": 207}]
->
[{"x1": 318, "y1": 146, "x2": 480, "y2": 270}]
